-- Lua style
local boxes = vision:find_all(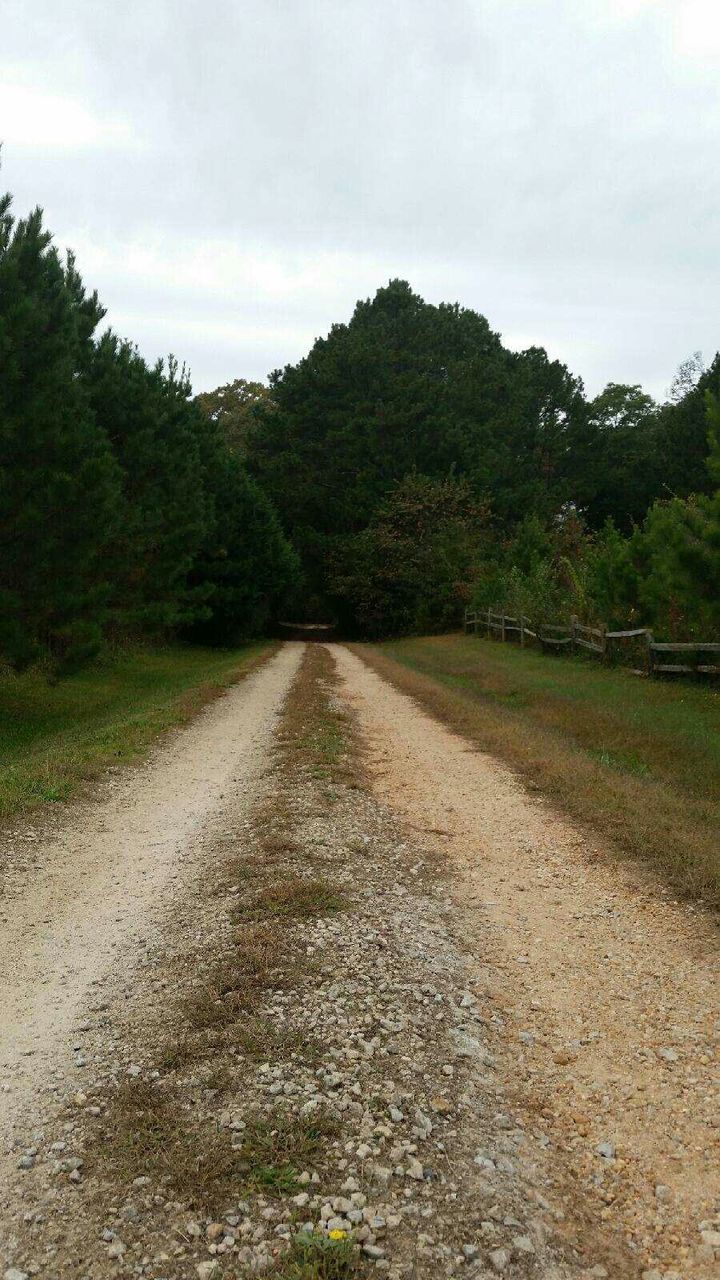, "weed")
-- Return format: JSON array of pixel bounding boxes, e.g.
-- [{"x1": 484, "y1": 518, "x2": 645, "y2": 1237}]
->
[
  {"x1": 591, "y1": 747, "x2": 651, "y2": 777},
  {"x1": 237, "y1": 1107, "x2": 340, "y2": 1196},
  {"x1": 180, "y1": 924, "x2": 299, "y2": 1031},
  {"x1": 88, "y1": 1078, "x2": 244, "y2": 1209},
  {"x1": 276, "y1": 1231, "x2": 361, "y2": 1278},
  {"x1": 234, "y1": 1017, "x2": 323, "y2": 1064},
  {"x1": 261, "y1": 832, "x2": 302, "y2": 857}
]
